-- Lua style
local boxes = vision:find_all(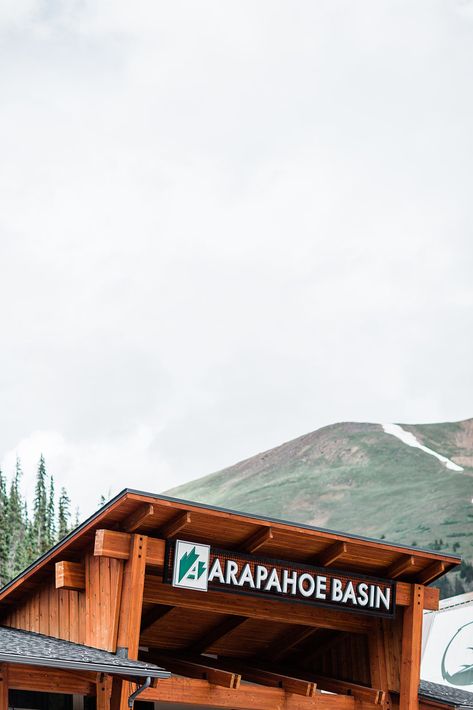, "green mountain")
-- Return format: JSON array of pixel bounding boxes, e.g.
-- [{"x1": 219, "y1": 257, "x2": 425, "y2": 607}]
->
[{"x1": 166, "y1": 419, "x2": 473, "y2": 596}]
